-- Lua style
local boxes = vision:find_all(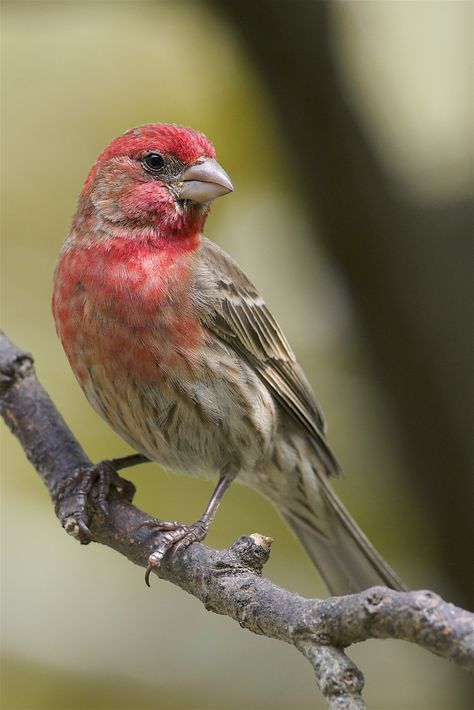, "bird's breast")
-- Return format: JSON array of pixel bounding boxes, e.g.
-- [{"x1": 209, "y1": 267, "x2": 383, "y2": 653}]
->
[{"x1": 53, "y1": 241, "x2": 204, "y2": 385}]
